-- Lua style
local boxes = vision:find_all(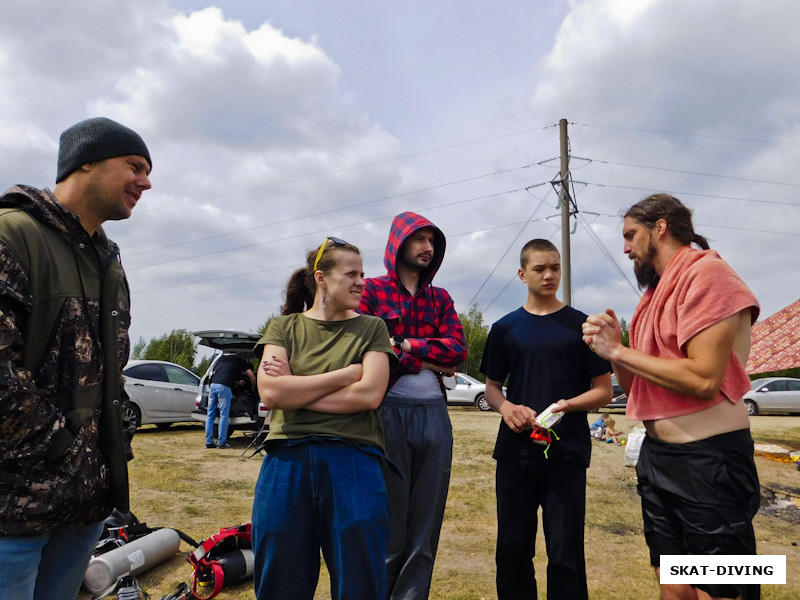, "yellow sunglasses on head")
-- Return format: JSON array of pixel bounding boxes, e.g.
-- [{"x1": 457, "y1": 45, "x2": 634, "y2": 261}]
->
[{"x1": 313, "y1": 236, "x2": 349, "y2": 271}]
